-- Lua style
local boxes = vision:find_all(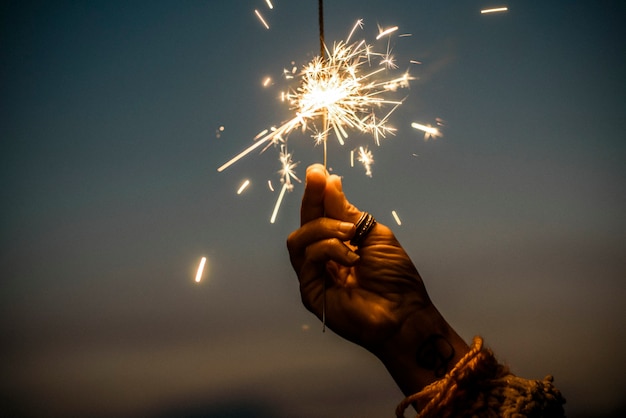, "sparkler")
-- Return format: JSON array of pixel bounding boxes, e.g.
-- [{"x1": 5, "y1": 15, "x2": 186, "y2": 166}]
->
[{"x1": 217, "y1": 18, "x2": 412, "y2": 222}]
